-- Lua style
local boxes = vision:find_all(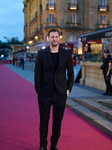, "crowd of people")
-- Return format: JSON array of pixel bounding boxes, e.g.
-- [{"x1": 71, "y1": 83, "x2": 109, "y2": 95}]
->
[
  {"x1": 25, "y1": 55, "x2": 36, "y2": 62},
  {"x1": 13, "y1": 57, "x2": 24, "y2": 70},
  {"x1": 72, "y1": 44, "x2": 92, "y2": 66},
  {"x1": 72, "y1": 53, "x2": 86, "y2": 66}
]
